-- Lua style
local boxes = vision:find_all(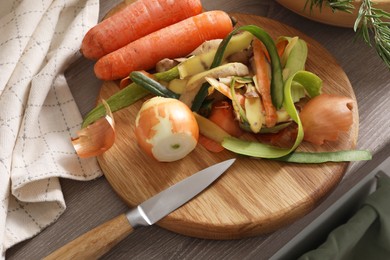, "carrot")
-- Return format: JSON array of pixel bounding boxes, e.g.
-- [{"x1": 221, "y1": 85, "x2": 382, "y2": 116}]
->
[
  {"x1": 94, "y1": 11, "x2": 234, "y2": 81},
  {"x1": 208, "y1": 100, "x2": 243, "y2": 137},
  {"x1": 276, "y1": 39, "x2": 288, "y2": 58},
  {"x1": 256, "y1": 123, "x2": 298, "y2": 148},
  {"x1": 254, "y1": 40, "x2": 286, "y2": 63},
  {"x1": 81, "y1": 0, "x2": 203, "y2": 60},
  {"x1": 252, "y1": 38, "x2": 278, "y2": 128}
]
